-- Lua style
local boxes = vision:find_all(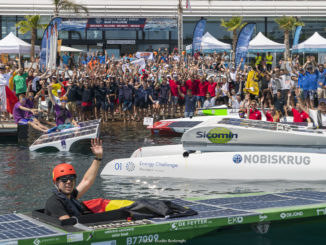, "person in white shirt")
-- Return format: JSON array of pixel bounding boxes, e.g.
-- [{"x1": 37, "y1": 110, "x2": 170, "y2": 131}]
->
[{"x1": 0, "y1": 64, "x2": 11, "y2": 121}]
